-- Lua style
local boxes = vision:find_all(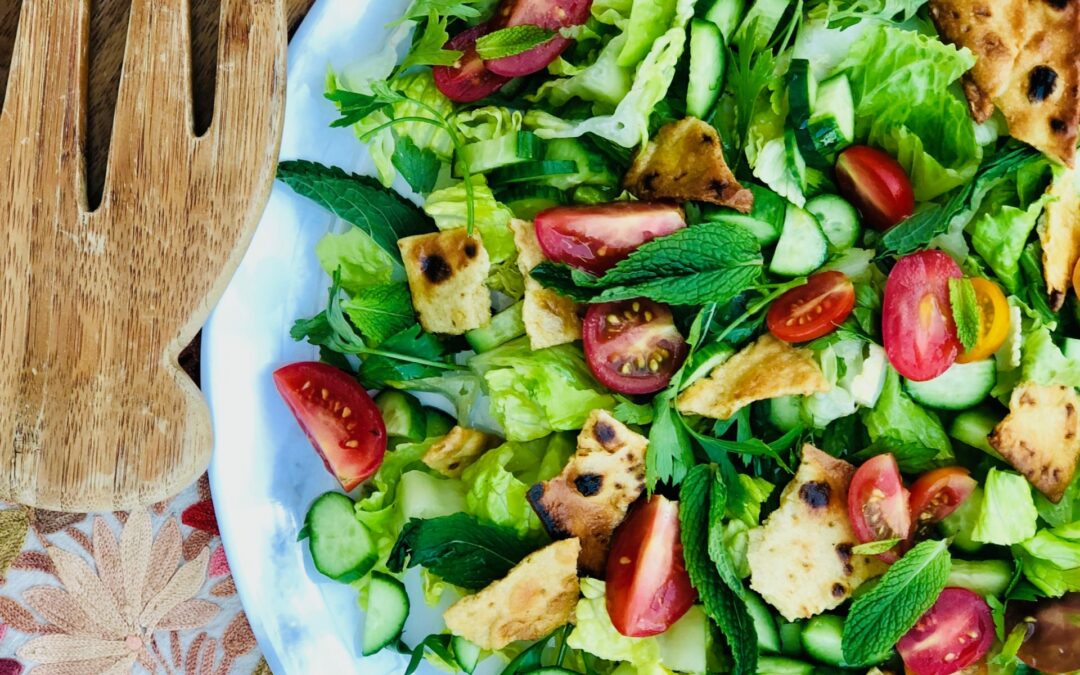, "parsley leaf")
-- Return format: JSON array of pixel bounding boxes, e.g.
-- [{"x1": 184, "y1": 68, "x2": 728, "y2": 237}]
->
[
  {"x1": 341, "y1": 283, "x2": 415, "y2": 347},
  {"x1": 324, "y1": 89, "x2": 392, "y2": 128},
  {"x1": 276, "y1": 160, "x2": 434, "y2": 261},
  {"x1": 949, "y1": 277, "x2": 981, "y2": 351},
  {"x1": 387, "y1": 513, "x2": 540, "y2": 589},
  {"x1": 842, "y1": 539, "x2": 952, "y2": 665},
  {"x1": 726, "y1": 40, "x2": 777, "y2": 162},
  {"x1": 391, "y1": 134, "x2": 441, "y2": 194},
  {"x1": 395, "y1": 0, "x2": 488, "y2": 23},
  {"x1": 852, "y1": 436, "x2": 940, "y2": 473},
  {"x1": 400, "y1": 12, "x2": 463, "y2": 70},
  {"x1": 475, "y1": 25, "x2": 557, "y2": 59},
  {"x1": 646, "y1": 391, "x2": 695, "y2": 491}
]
